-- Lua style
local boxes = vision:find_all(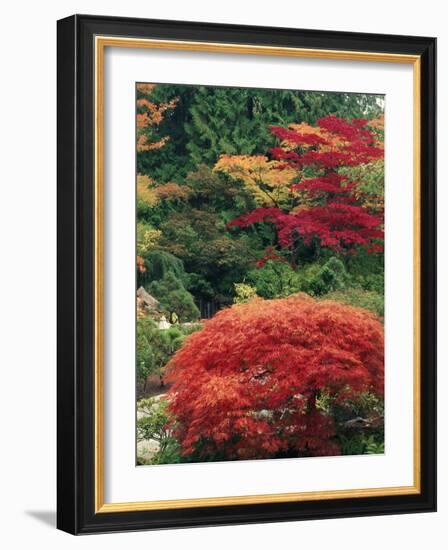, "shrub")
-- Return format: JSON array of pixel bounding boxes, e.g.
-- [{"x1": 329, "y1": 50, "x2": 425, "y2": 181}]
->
[
  {"x1": 138, "y1": 249, "x2": 185, "y2": 287},
  {"x1": 300, "y1": 257, "x2": 349, "y2": 296},
  {"x1": 166, "y1": 294, "x2": 384, "y2": 461},
  {"x1": 136, "y1": 319, "x2": 202, "y2": 391},
  {"x1": 149, "y1": 271, "x2": 200, "y2": 322},
  {"x1": 323, "y1": 287, "x2": 384, "y2": 318},
  {"x1": 233, "y1": 283, "x2": 258, "y2": 304},
  {"x1": 137, "y1": 398, "x2": 182, "y2": 464},
  {"x1": 247, "y1": 260, "x2": 301, "y2": 298},
  {"x1": 353, "y1": 273, "x2": 384, "y2": 294}
]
